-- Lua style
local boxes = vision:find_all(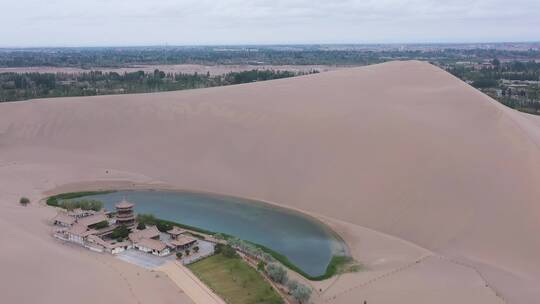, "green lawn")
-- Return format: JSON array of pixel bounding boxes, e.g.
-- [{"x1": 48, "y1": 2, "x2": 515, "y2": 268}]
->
[{"x1": 188, "y1": 253, "x2": 283, "y2": 304}]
